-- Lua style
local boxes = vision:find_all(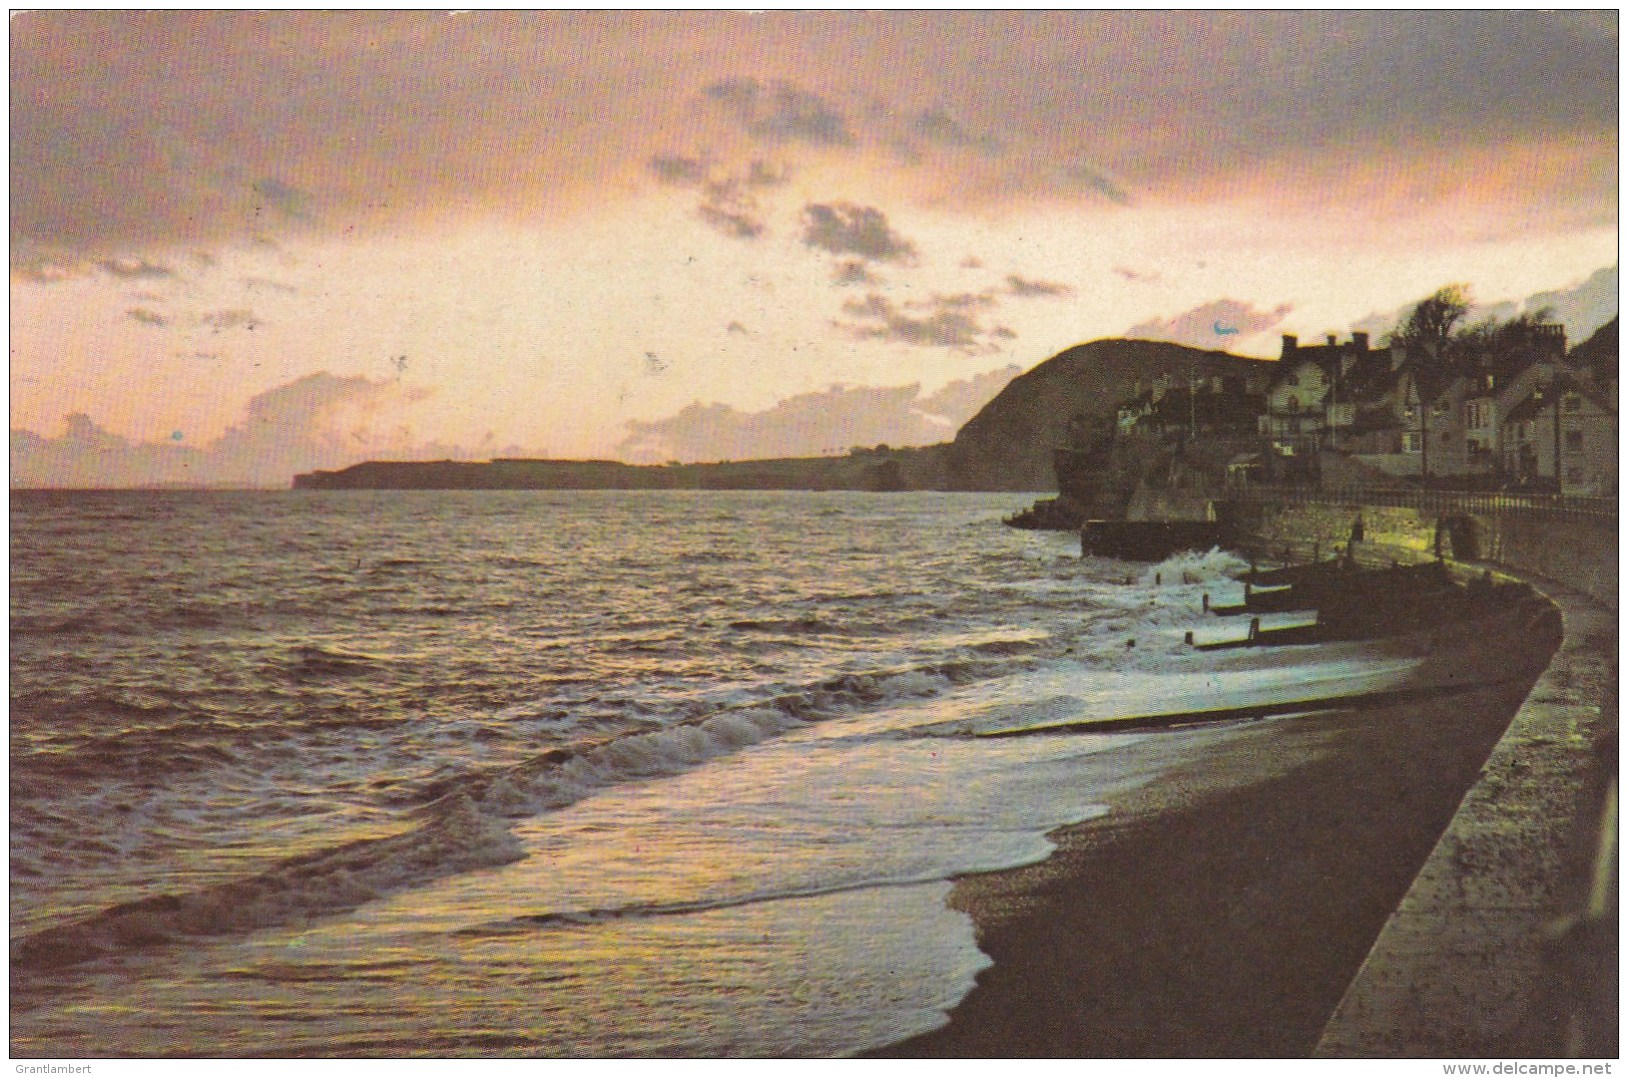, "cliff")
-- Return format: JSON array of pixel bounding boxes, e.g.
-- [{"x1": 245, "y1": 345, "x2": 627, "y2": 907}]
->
[{"x1": 944, "y1": 339, "x2": 1275, "y2": 491}]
